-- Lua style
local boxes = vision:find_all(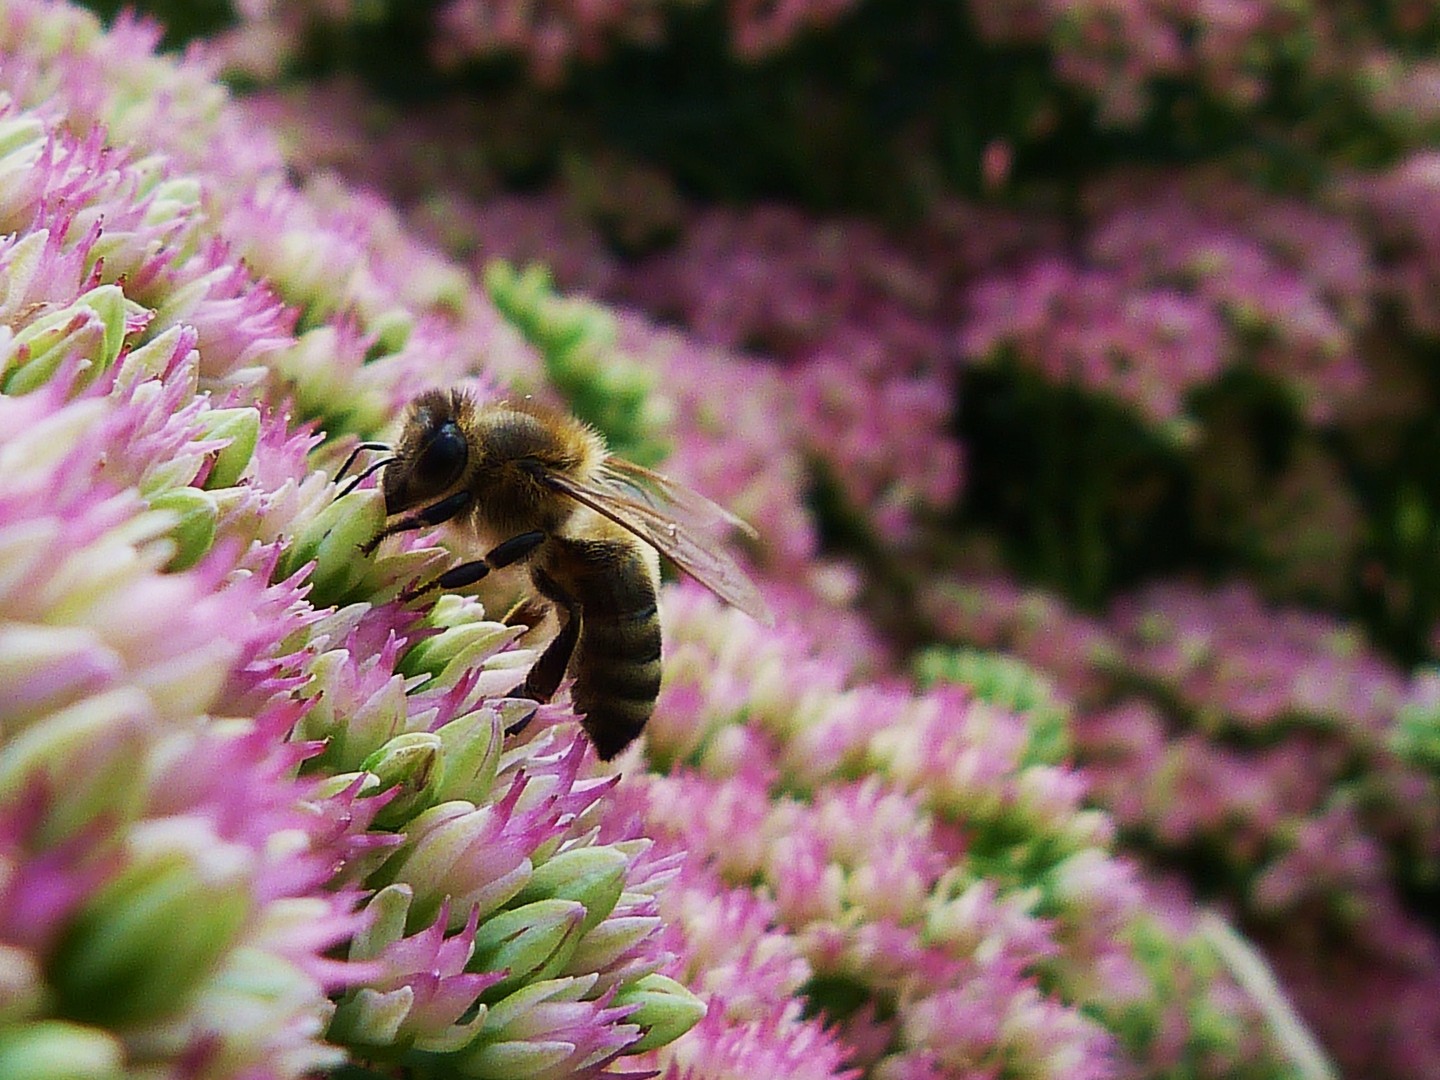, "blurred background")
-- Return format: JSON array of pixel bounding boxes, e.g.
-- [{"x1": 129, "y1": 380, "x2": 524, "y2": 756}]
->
[{"x1": 67, "y1": 1, "x2": 1440, "y2": 1074}]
